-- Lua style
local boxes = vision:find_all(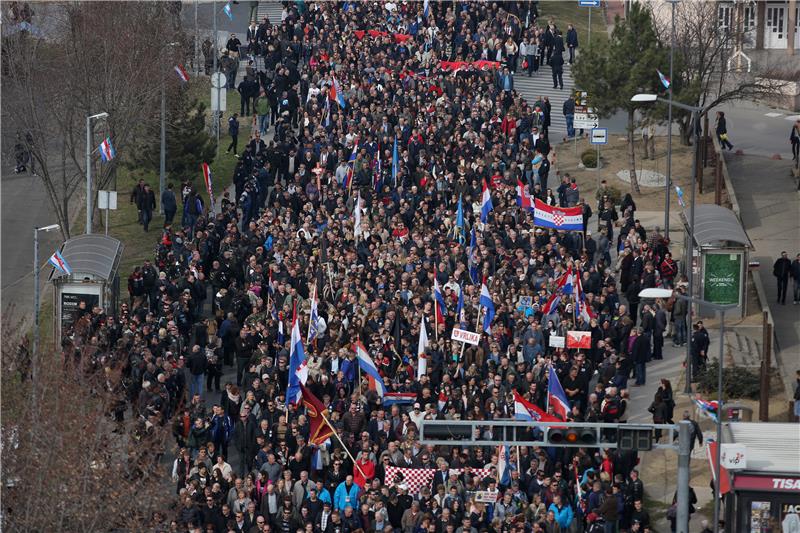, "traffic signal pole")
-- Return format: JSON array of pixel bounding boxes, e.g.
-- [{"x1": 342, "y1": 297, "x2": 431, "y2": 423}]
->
[{"x1": 676, "y1": 420, "x2": 692, "y2": 533}]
